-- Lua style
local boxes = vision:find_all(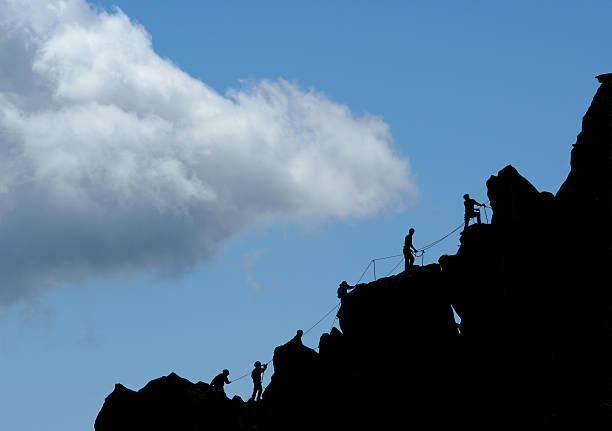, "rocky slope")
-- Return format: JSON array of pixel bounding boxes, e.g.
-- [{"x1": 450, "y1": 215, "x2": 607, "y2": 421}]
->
[{"x1": 95, "y1": 74, "x2": 611, "y2": 430}]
